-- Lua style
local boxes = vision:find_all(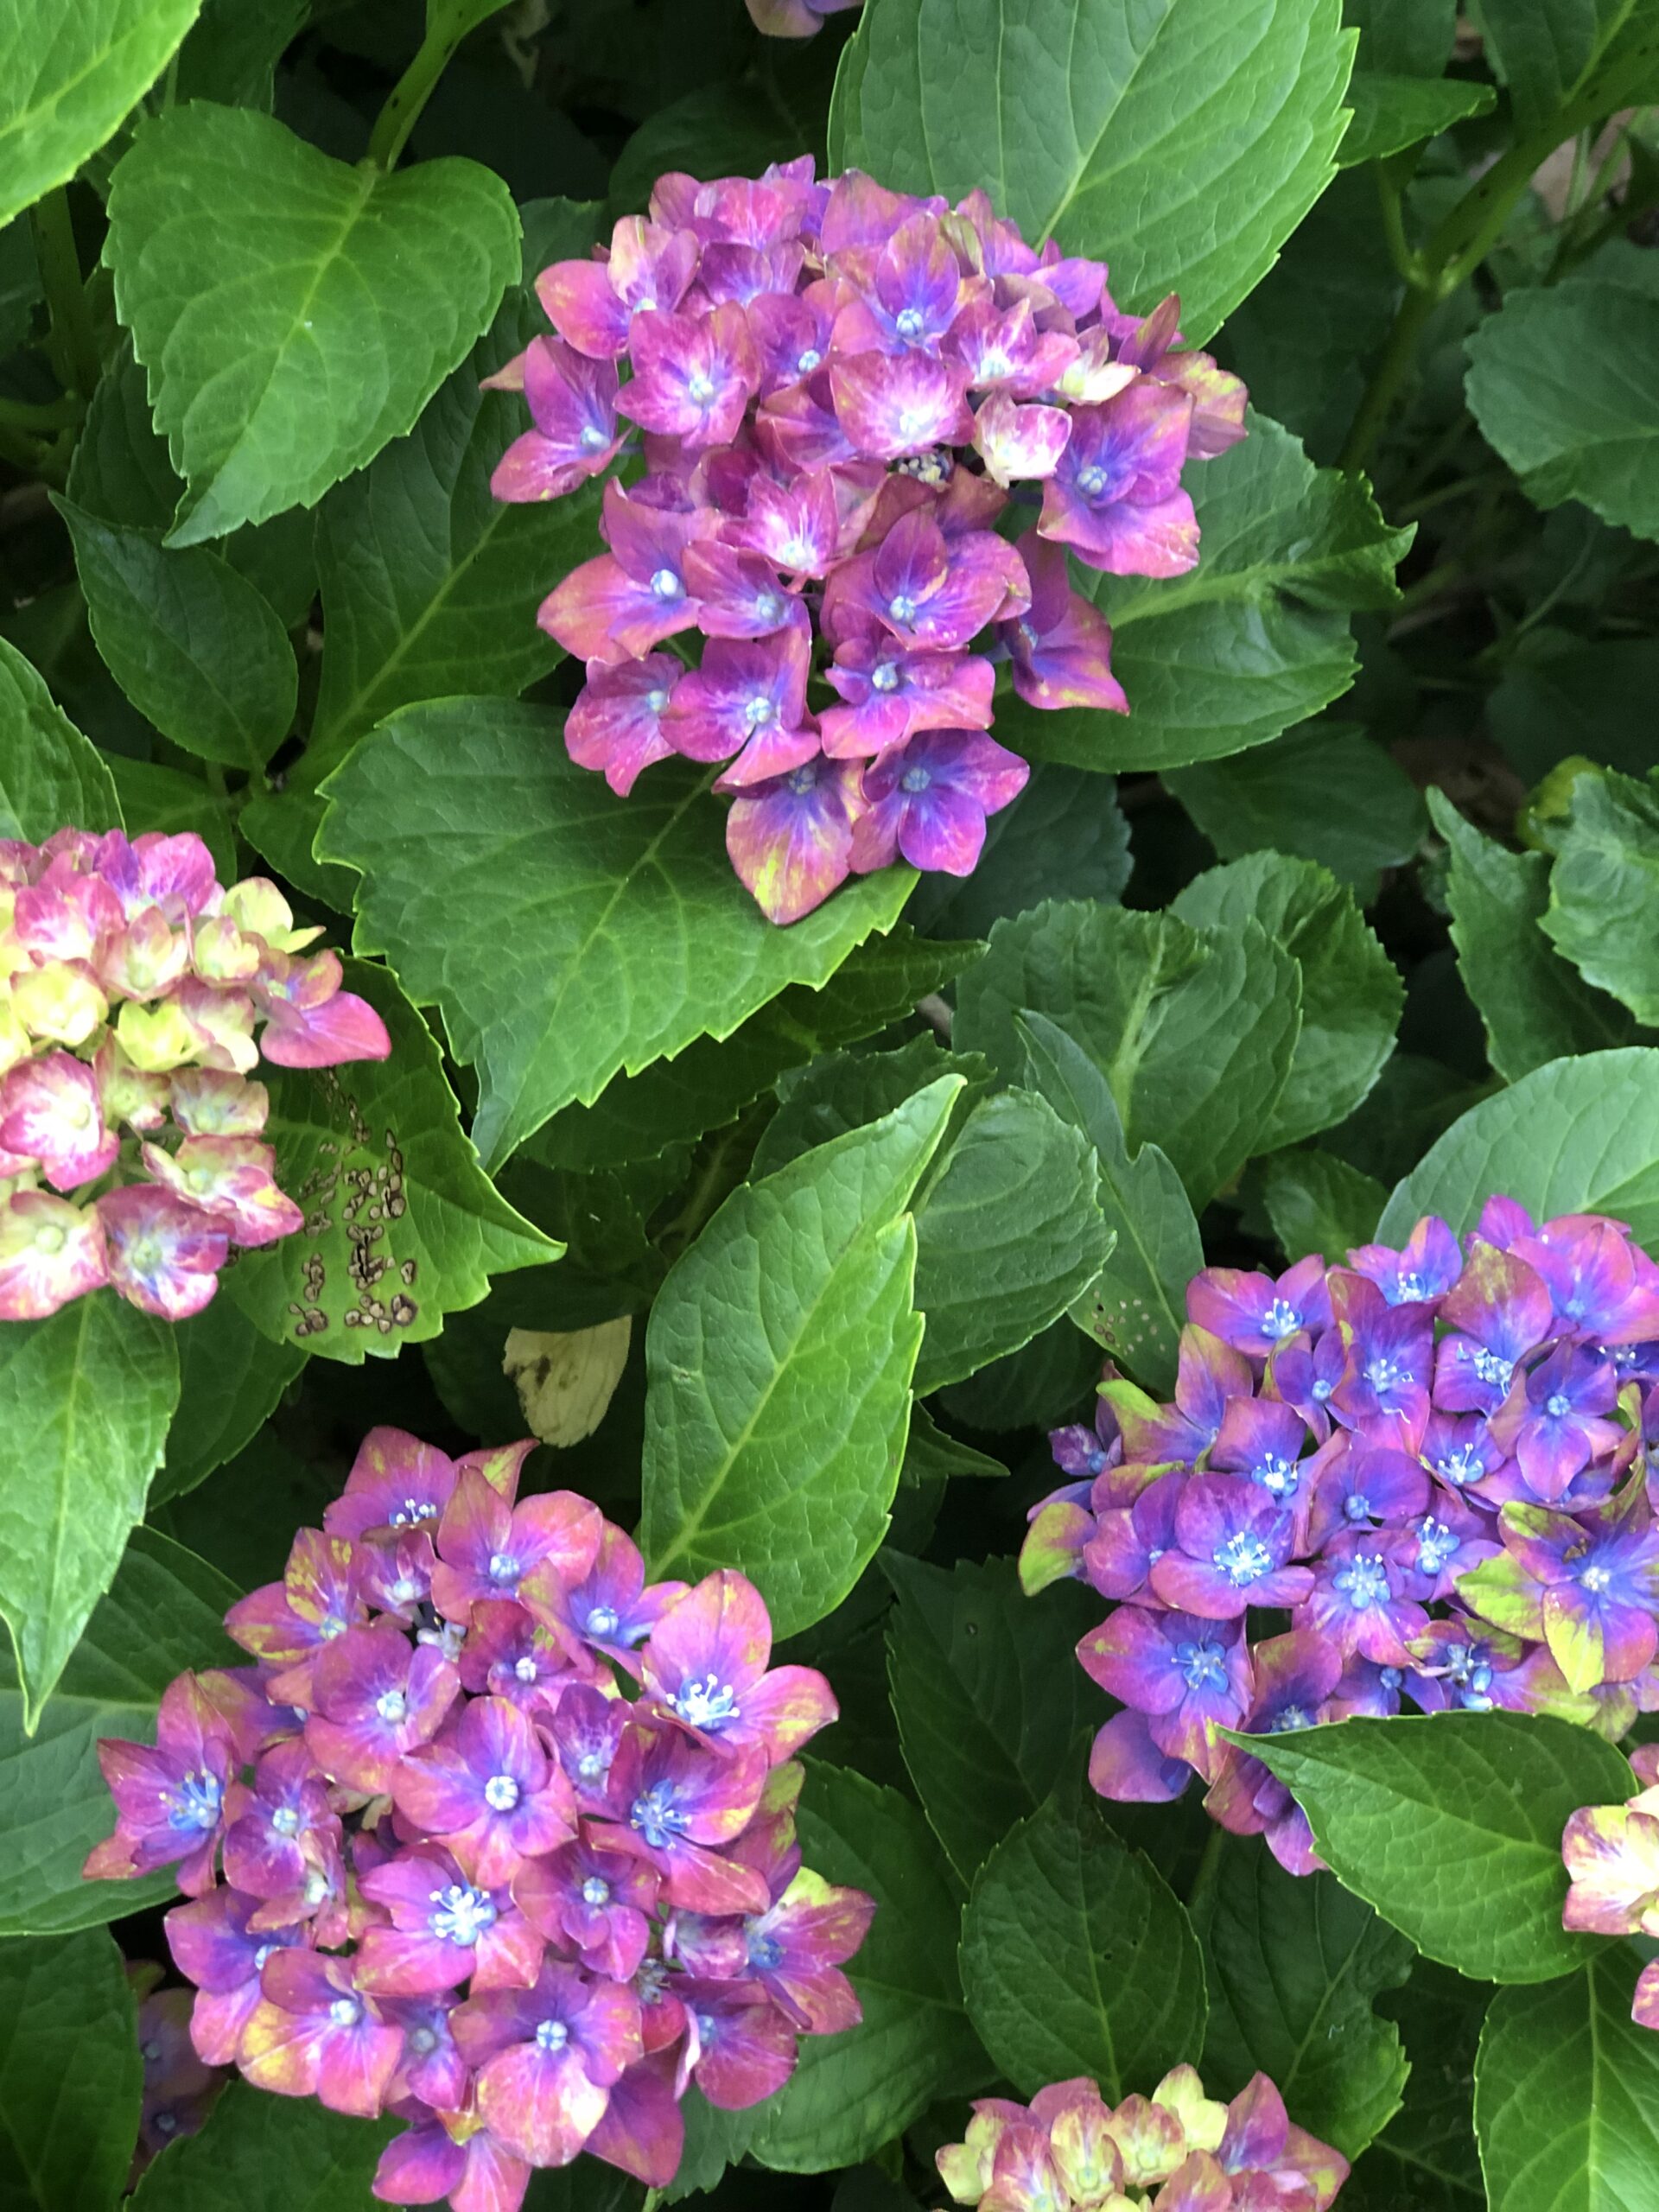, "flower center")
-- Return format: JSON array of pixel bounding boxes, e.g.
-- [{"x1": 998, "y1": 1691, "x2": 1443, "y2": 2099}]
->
[
  {"x1": 328, "y1": 1998, "x2": 361, "y2": 2029},
  {"x1": 1471, "y1": 1347, "x2": 1512, "y2": 1388},
  {"x1": 900, "y1": 765, "x2": 931, "y2": 794},
  {"x1": 1334, "y1": 1553, "x2": 1390, "y2": 1610},
  {"x1": 514, "y1": 1655, "x2": 538, "y2": 1682},
  {"x1": 754, "y1": 591, "x2": 783, "y2": 622},
  {"x1": 1580, "y1": 1562, "x2": 1612, "y2": 1594},
  {"x1": 1212, "y1": 1532, "x2": 1272, "y2": 1587},
  {"x1": 1344, "y1": 1493, "x2": 1372, "y2": 1522},
  {"x1": 631, "y1": 1782, "x2": 690, "y2": 1847},
  {"x1": 535, "y1": 2018, "x2": 570, "y2": 2051},
  {"x1": 743, "y1": 694, "x2": 776, "y2": 729},
  {"x1": 894, "y1": 307, "x2": 925, "y2": 340},
  {"x1": 673, "y1": 1673, "x2": 741, "y2": 1728},
  {"x1": 270, "y1": 1805, "x2": 301, "y2": 1837},
  {"x1": 870, "y1": 662, "x2": 901, "y2": 692},
  {"x1": 1252, "y1": 1454, "x2": 1297, "y2": 1498},
  {"x1": 649, "y1": 568, "x2": 683, "y2": 603},
  {"x1": 1397, "y1": 1271, "x2": 1426, "y2": 1301},
  {"x1": 582, "y1": 1876, "x2": 611, "y2": 1907},
  {"x1": 1545, "y1": 1392, "x2": 1572, "y2": 1419},
  {"x1": 487, "y1": 1553, "x2": 519, "y2": 1586},
  {"x1": 410, "y1": 2026, "x2": 438, "y2": 2055},
  {"x1": 1273, "y1": 1704, "x2": 1313, "y2": 1733},
  {"x1": 1174, "y1": 1639, "x2": 1227, "y2": 1695},
  {"x1": 785, "y1": 765, "x2": 818, "y2": 795},
  {"x1": 389, "y1": 1498, "x2": 437, "y2": 1527},
  {"x1": 428, "y1": 1884, "x2": 498, "y2": 1945},
  {"x1": 578, "y1": 423, "x2": 609, "y2": 453},
  {"x1": 1262, "y1": 1298, "x2": 1300, "y2": 1339},
  {"x1": 375, "y1": 1690, "x2": 407, "y2": 1724},
  {"x1": 887, "y1": 594, "x2": 917, "y2": 625},
  {"x1": 1075, "y1": 463, "x2": 1108, "y2": 497},
  {"x1": 484, "y1": 1774, "x2": 520, "y2": 1813},
  {"x1": 1438, "y1": 1446, "x2": 1481, "y2": 1484},
  {"x1": 797, "y1": 347, "x2": 822, "y2": 374},
  {"x1": 1418, "y1": 1519, "x2": 1456, "y2": 1573},
  {"x1": 686, "y1": 371, "x2": 715, "y2": 404},
  {"x1": 645, "y1": 687, "x2": 670, "y2": 715},
  {"x1": 747, "y1": 1927, "x2": 785, "y2": 1970},
  {"x1": 168, "y1": 1770, "x2": 222, "y2": 1833}
]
